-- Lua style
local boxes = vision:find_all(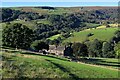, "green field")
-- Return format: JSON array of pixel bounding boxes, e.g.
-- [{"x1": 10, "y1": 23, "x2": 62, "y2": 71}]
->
[
  {"x1": 85, "y1": 23, "x2": 100, "y2": 28},
  {"x1": 36, "y1": 19, "x2": 52, "y2": 25},
  {"x1": 48, "y1": 34, "x2": 61, "y2": 40},
  {"x1": 11, "y1": 20, "x2": 37, "y2": 30},
  {"x1": 0, "y1": 20, "x2": 38, "y2": 30},
  {"x1": 2, "y1": 49, "x2": 119, "y2": 78},
  {"x1": 64, "y1": 28, "x2": 118, "y2": 43}
]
